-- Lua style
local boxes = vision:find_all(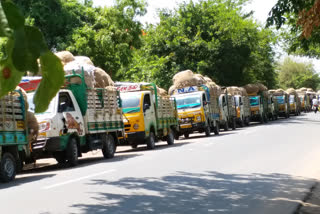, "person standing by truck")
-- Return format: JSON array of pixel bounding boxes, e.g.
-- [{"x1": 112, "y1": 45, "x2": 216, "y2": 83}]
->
[{"x1": 312, "y1": 97, "x2": 319, "y2": 113}]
